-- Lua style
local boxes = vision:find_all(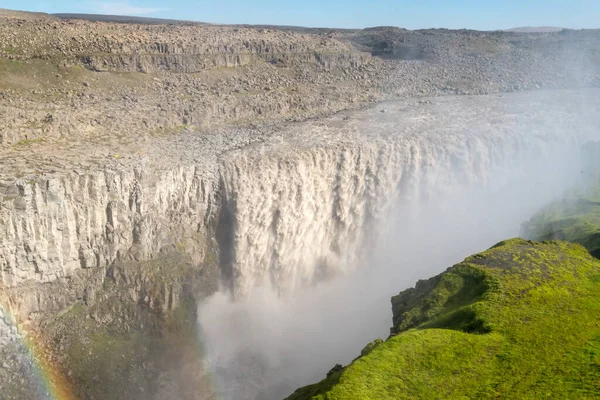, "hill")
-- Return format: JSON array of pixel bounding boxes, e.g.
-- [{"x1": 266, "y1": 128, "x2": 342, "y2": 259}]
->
[
  {"x1": 522, "y1": 158, "x2": 600, "y2": 258},
  {"x1": 286, "y1": 238, "x2": 600, "y2": 399},
  {"x1": 52, "y1": 13, "x2": 208, "y2": 25},
  {"x1": 505, "y1": 26, "x2": 565, "y2": 33},
  {"x1": 0, "y1": 8, "x2": 57, "y2": 20}
]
